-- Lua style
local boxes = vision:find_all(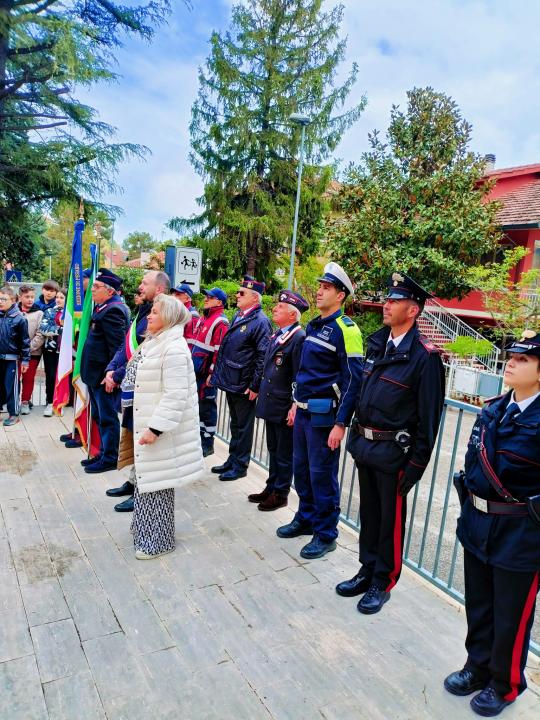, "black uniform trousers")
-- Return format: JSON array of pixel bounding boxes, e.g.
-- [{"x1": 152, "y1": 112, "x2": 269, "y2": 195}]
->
[
  {"x1": 358, "y1": 464, "x2": 408, "y2": 591},
  {"x1": 225, "y1": 392, "x2": 257, "y2": 471},
  {"x1": 464, "y1": 549, "x2": 539, "y2": 700},
  {"x1": 264, "y1": 420, "x2": 293, "y2": 497},
  {"x1": 199, "y1": 395, "x2": 218, "y2": 452}
]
